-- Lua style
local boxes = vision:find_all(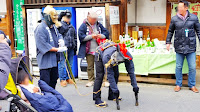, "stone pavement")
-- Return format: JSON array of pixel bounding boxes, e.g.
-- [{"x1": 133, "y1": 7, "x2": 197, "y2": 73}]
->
[{"x1": 33, "y1": 78, "x2": 200, "y2": 112}]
